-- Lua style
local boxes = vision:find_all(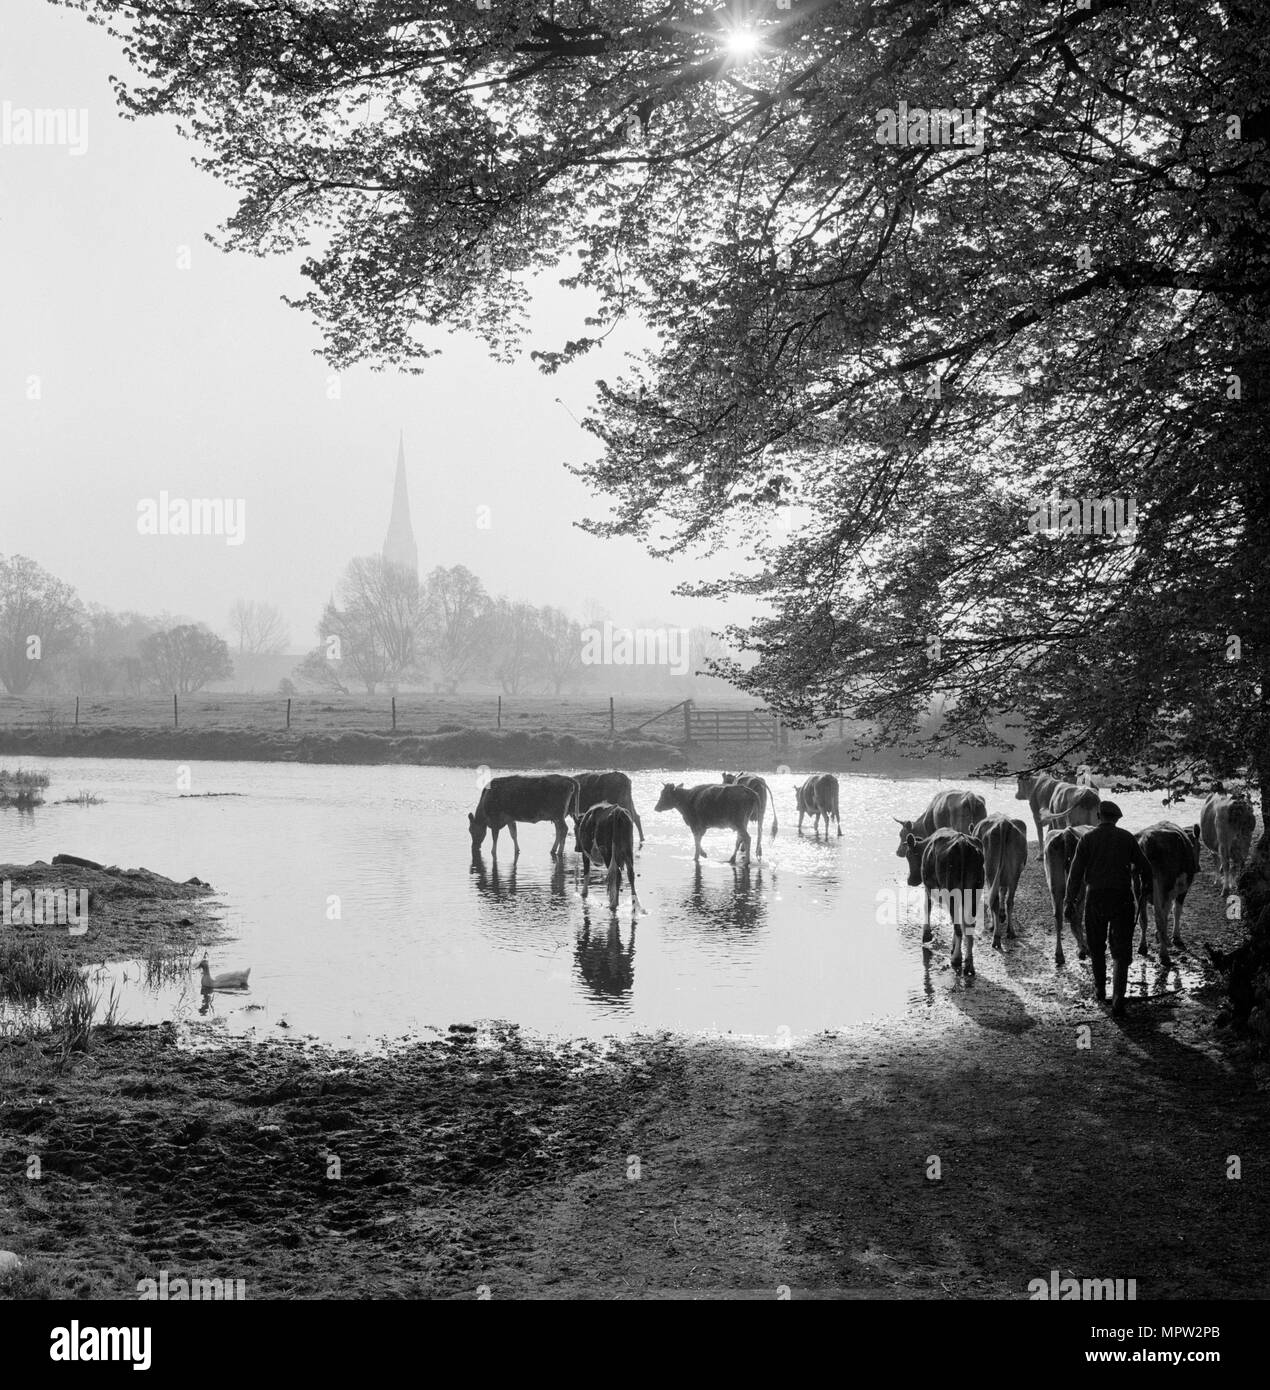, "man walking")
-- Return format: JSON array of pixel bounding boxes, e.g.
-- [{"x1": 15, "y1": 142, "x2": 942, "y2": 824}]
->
[{"x1": 1063, "y1": 800, "x2": 1154, "y2": 1018}]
